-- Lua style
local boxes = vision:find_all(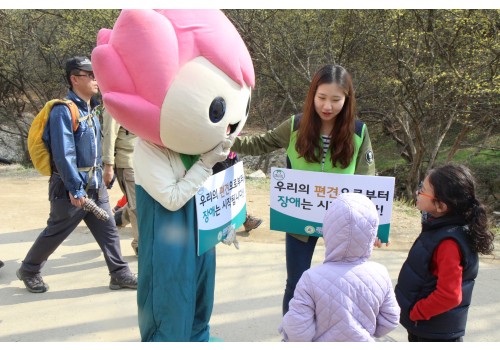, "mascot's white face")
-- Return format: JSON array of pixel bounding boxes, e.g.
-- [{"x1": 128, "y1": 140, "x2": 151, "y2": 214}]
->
[{"x1": 161, "y1": 57, "x2": 251, "y2": 154}]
